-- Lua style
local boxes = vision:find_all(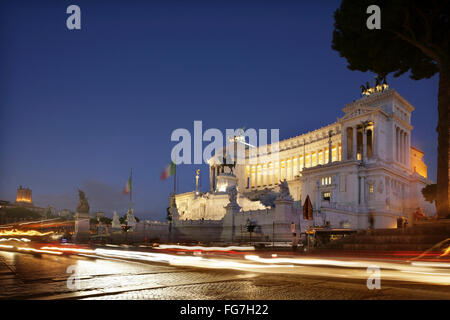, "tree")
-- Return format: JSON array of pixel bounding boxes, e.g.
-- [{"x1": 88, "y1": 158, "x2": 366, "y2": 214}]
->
[
  {"x1": 1, "y1": 207, "x2": 40, "y2": 220},
  {"x1": 119, "y1": 214, "x2": 140, "y2": 224},
  {"x1": 422, "y1": 184, "x2": 437, "y2": 204},
  {"x1": 332, "y1": 0, "x2": 449, "y2": 217},
  {"x1": 99, "y1": 217, "x2": 112, "y2": 225}
]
